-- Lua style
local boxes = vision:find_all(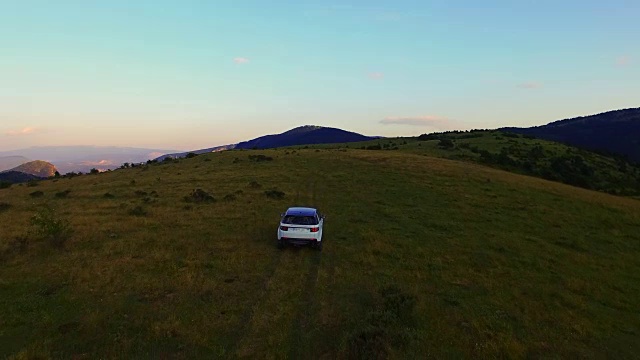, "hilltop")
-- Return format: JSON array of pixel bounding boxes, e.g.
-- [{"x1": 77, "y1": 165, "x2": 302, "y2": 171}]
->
[
  {"x1": 235, "y1": 125, "x2": 373, "y2": 149},
  {"x1": 1, "y1": 146, "x2": 639, "y2": 358},
  {"x1": 503, "y1": 108, "x2": 640, "y2": 162},
  {"x1": 0, "y1": 160, "x2": 58, "y2": 186},
  {"x1": 6, "y1": 160, "x2": 57, "y2": 178},
  {"x1": 156, "y1": 125, "x2": 374, "y2": 160}
]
